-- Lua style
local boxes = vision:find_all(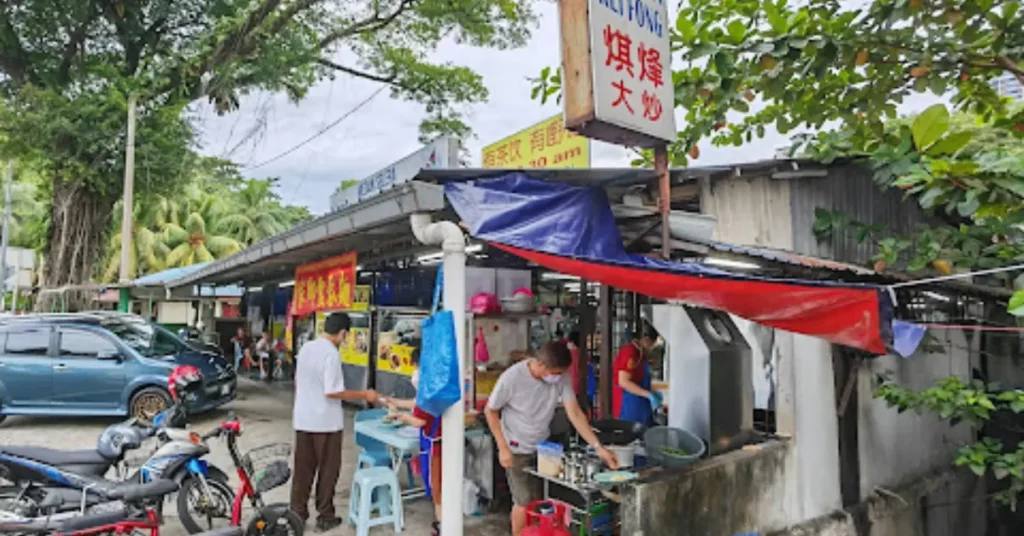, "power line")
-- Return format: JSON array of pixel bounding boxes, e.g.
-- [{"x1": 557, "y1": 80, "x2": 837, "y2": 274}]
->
[{"x1": 245, "y1": 86, "x2": 386, "y2": 171}]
